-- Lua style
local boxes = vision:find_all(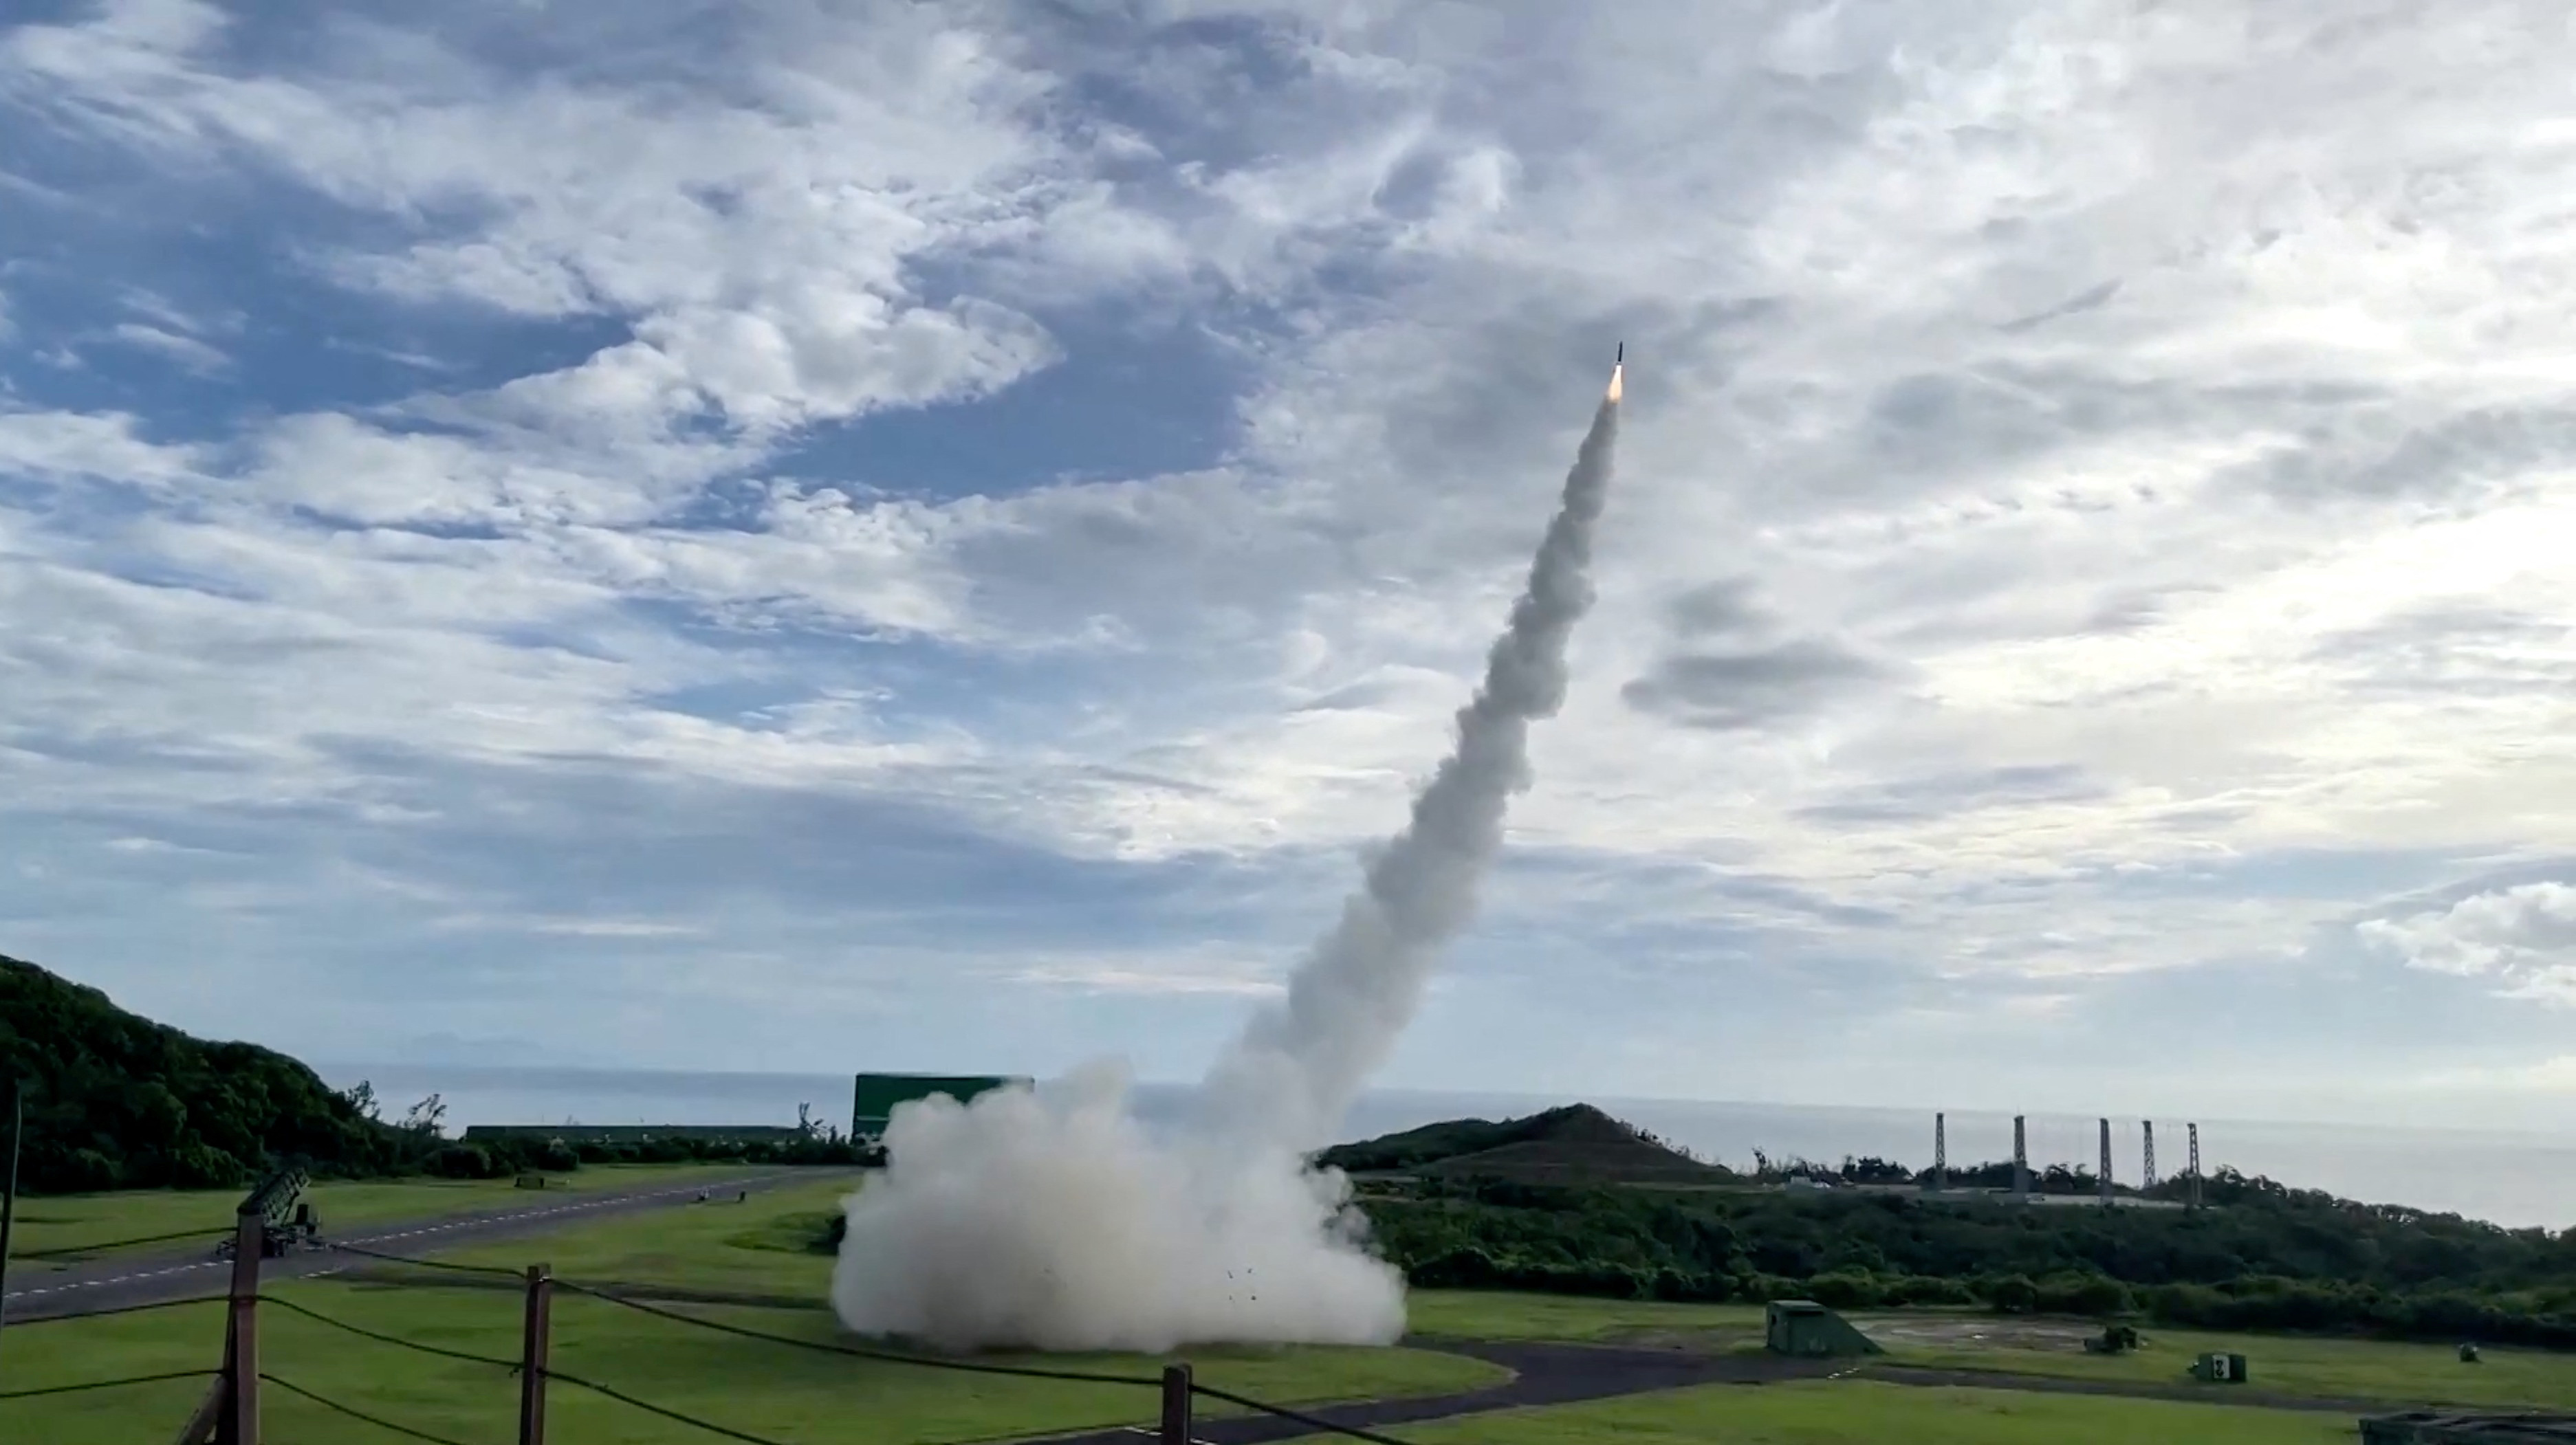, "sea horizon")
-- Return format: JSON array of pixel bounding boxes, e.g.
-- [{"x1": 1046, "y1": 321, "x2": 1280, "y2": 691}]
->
[{"x1": 315, "y1": 1061, "x2": 2575, "y2": 1232}]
